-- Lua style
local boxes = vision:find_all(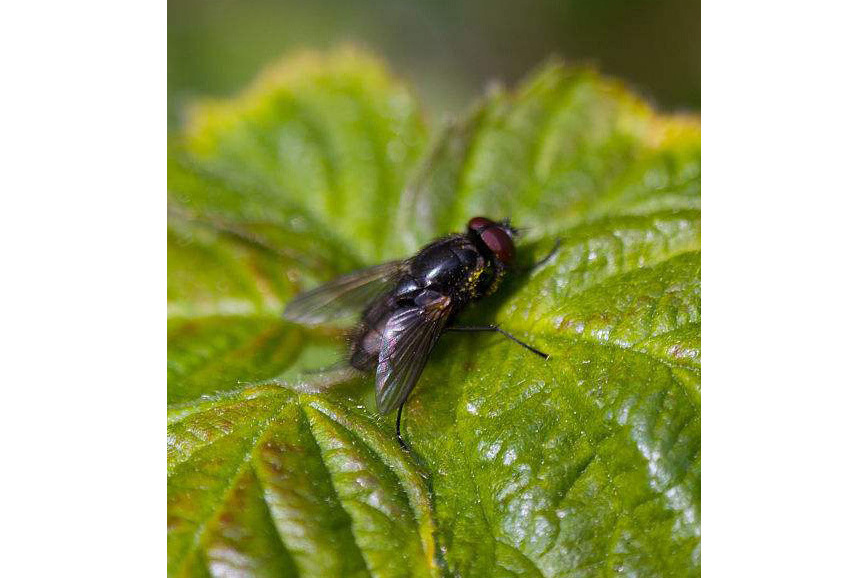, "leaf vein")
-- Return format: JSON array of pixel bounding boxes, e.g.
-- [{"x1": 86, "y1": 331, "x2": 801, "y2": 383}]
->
[
  {"x1": 298, "y1": 403, "x2": 374, "y2": 578},
  {"x1": 170, "y1": 395, "x2": 295, "y2": 575}
]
